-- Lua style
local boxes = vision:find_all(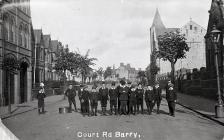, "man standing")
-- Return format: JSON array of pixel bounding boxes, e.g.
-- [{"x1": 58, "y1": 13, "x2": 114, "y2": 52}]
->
[
  {"x1": 166, "y1": 83, "x2": 177, "y2": 117},
  {"x1": 99, "y1": 81, "x2": 109, "y2": 115},
  {"x1": 136, "y1": 83, "x2": 144, "y2": 114},
  {"x1": 109, "y1": 82, "x2": 118, "y2": 115},
  {"x1": 65, "y1": 85, "x2": 77, "y2": 112},
  {"x1": 118, "y1": 80, "x2": 129, "y2": 115},
  {"x1": 153, "y1": 82, "x2": 162, "y2": 114},
  {"x1": 145, "y1": 85, "x2": 154, "y2": 115},
  {"x1": 90, "y1": 85, "x2": 98, "y2": 116},
  {"x1": 129, "y1": 85, "x2": 137, "y2": 115},
  {"x1": 37, "y1": 82, "x2": 46, "y2": 114},
  {"x1": 78, "y1": 85, "x2": 84, "y2": 113},
  {"x1": 80, "y1": 86, "x2": 90, "y2": 117}
]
